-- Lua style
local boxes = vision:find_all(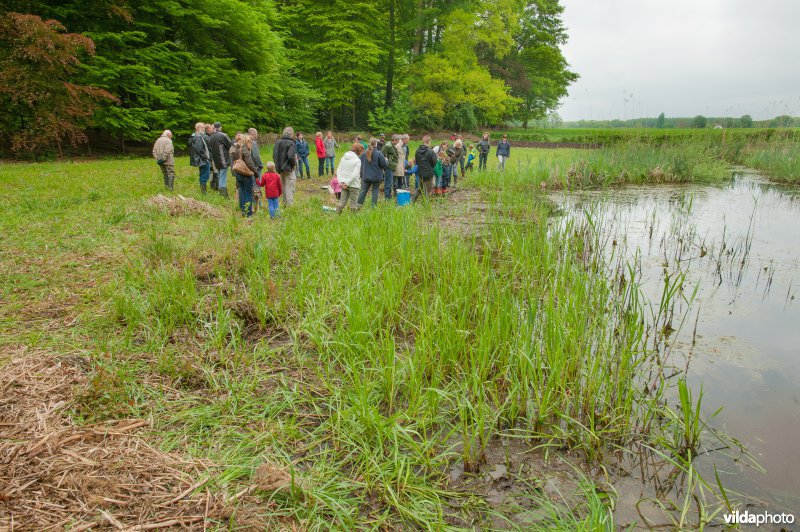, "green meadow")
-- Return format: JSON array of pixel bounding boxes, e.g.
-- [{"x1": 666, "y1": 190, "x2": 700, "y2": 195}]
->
[{"x1": 0, "y1": 139, "x2": 792, "y2": 529}]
